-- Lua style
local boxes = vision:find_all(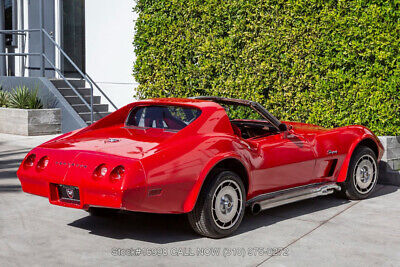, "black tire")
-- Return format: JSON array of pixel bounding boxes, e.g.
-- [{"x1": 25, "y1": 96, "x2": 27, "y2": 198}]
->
[
  {"x1": 340, "y1": 146, "x2": 378, "y2": 200},
  {"x1": 188, "y1": 170, "x2": 246, "y2": 238},
  {"x1": 87, "y1": 207, "x2": 119, "y2": 217}
]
